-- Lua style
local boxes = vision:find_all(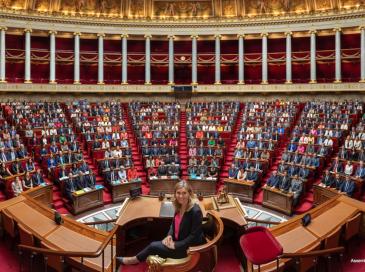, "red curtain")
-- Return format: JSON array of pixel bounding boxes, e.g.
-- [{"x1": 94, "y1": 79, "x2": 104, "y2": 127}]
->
[
  {"x1": 317, "y1": 61, "x2": 335, "y2": 82},
  {"x1": 151, "y1": 65, "x2": 168, "y2": 84},
  {"x1": 221, "y1": 40, "x2": 237, "y2": 54},
  {"x1": 221, "y1": 64, "x2": 238, "y2": 84},
  {"x1": 31, "y1": 36, "x2": 49, "y2": 83},
  {"x1": 128, "y1": 64, "x2": 144, "y2": 84},
  {"x1": 244, "y1": 64, "x2": 262, "y2": 84},
  {"x1": 245, "y1": 39, "x2": 262, "y2": 54},
  {"x1": 198, "y1": 40, "x2": 214, "y2": 53},
  {"x1": 268, "y1": 38, "x2": 285, "y2": 53},
  {"x1": 175, "y1": 41, "x2": 192, "y2": 54},
  {"x1": 292, "y1": 37, "x2": 310, "y2": 52},
  {"x1": 56, "y1": 37, "x2": 74, "y2": 83},
  {"x1": 104, "y1": 64, "x2": 121, "y2": 84},
  {"x1": 342, "y1": 61, "x2": 360, "y2": 82},
  {"x1": 198, "y1": 65, "x2": 214, "y2": 84},
  {"x1": 342, "y1": 33, "x2": 360, "y2": 49},
  {"x1": 268, "y1": 63, "x2": 286, "y2": 84},
  {"x1": 6, "y1": 34, "x2": 24, "y2": 82},
  {"x1": 175, "y1": 64, "x2": 191, "y2": 84},
  {"x1": 292, "y1": 62, "x2": 310, "y2": 83}
]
